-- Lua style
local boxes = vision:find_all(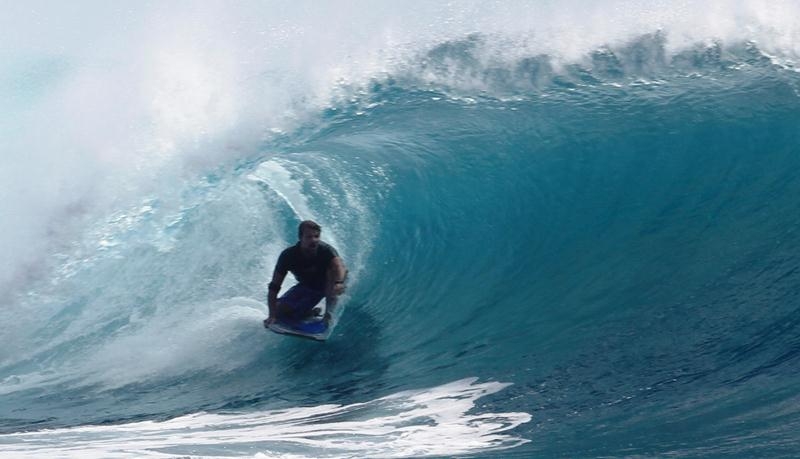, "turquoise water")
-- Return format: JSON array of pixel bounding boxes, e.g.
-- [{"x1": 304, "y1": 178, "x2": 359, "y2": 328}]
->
[{"x1": 2, "y1": 2, "x2": 800, "y2": 457}]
